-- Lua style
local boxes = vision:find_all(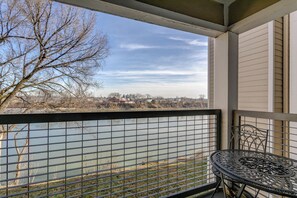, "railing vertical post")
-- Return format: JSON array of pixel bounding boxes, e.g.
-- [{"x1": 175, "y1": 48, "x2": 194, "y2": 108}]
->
[
  {"x1": 232, "y1": 110, "x2": 241, "y2": 149},
  {"x1": 216, "y1": 110, "x2": 222, "y2": 151},
  {"x1": 214, "y1": 110, "x2": 222, "y2": 187}
]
